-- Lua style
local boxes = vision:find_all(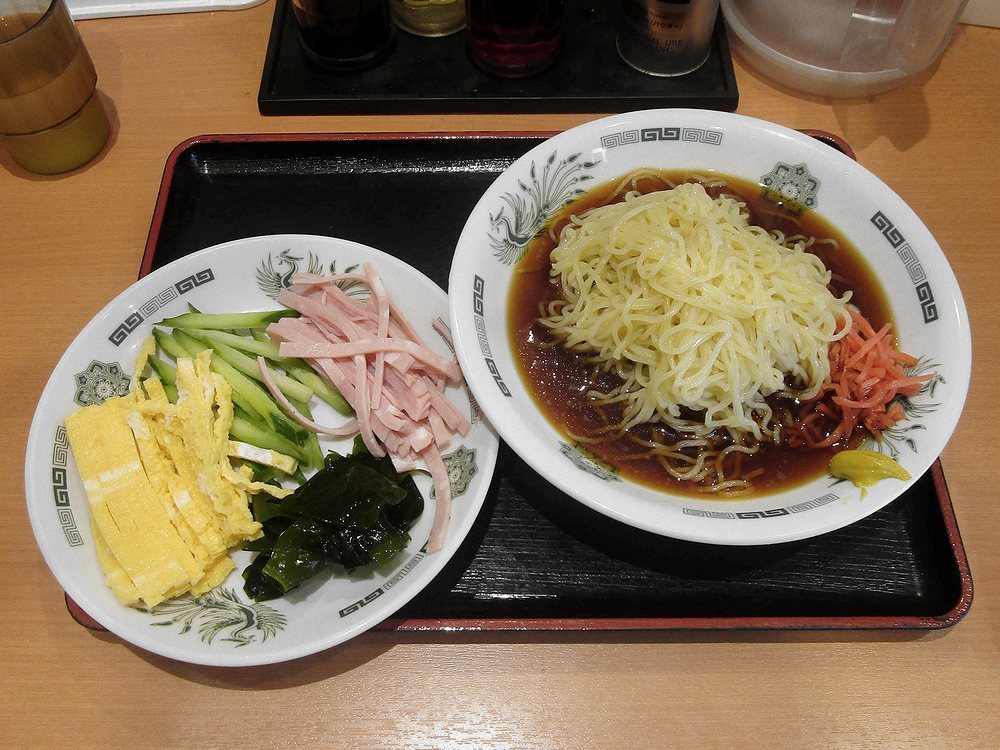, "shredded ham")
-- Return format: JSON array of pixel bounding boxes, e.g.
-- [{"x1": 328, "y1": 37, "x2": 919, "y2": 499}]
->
[
  {"x1": 264, "y1": 266, "x2": 470, "y2": 554},
  {"x1": 278, "y1": 338, "x2": 462, "y2": 380},
  {"x1": 257, "y1": 356, "x2": 360, "y2": 437}
]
